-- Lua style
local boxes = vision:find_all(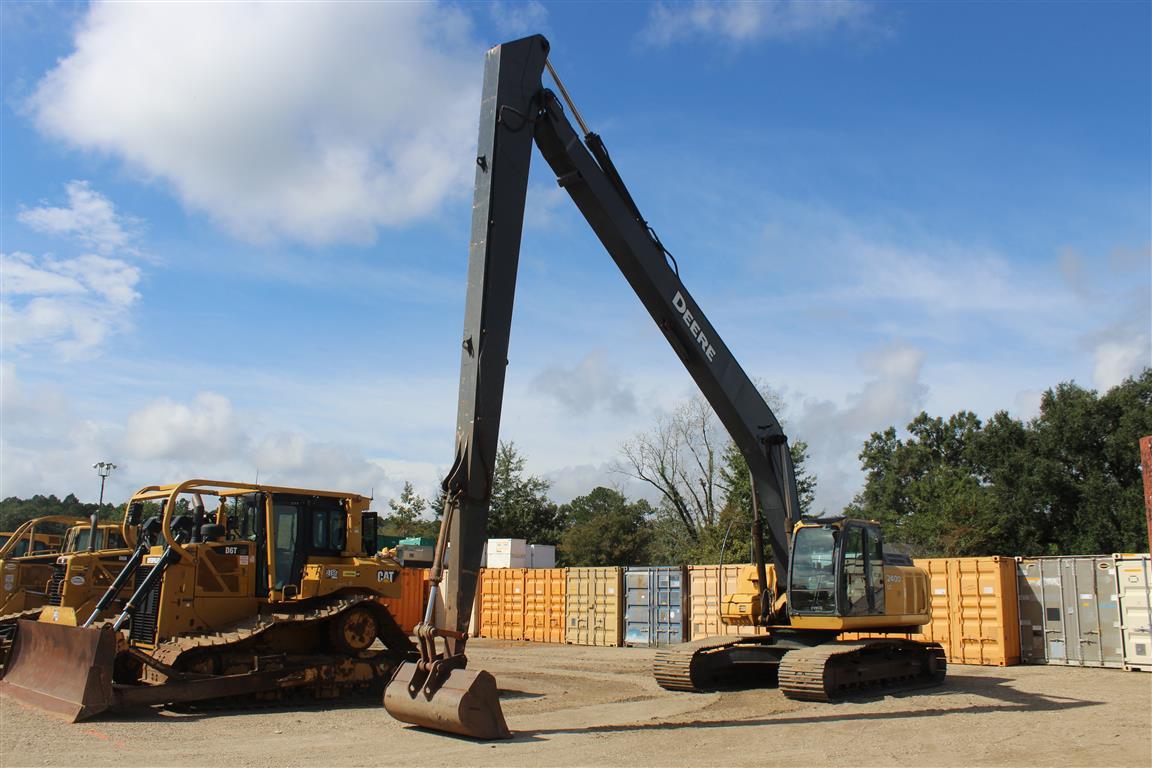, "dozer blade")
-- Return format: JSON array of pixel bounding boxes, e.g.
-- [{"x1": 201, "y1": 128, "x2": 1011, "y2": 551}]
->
[
  {"x1": 384, "y1": 661, "x2": 511, "y2": 740},
  {"x1": 0, "y1": 619, "x2": 116, "y2": 722}
]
